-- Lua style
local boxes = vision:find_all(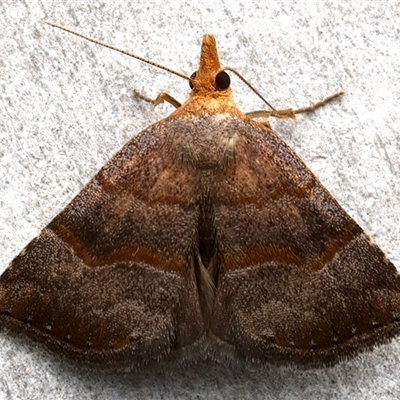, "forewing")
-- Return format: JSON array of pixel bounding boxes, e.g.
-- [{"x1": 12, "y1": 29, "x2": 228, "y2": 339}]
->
[
  {"x1": 211, "y1": 119, "x2": 400, "y2": 367},
  {"x1": 0, "y1": 122, "x2": 204, "y2": 367}
]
